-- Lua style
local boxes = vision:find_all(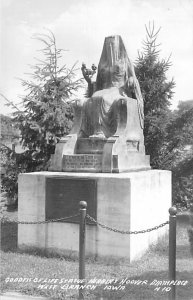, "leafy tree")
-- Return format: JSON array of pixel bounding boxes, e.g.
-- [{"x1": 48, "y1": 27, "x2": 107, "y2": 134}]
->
[
  {"x1": 173, "y1": 100, "x2": 193, "y2": 145},
  {"x1": 1, "y1": 30, "x2": 83, "y2": 203},
  {"x1": 0, "y1": 114, "x2": 19, "y2": 143},
  {"x1": 0, "y1": 114, "x2": 20, "y2": 205},
  {"x1": 169, "y1": 103, "x2": 193, "y2": 207}
]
